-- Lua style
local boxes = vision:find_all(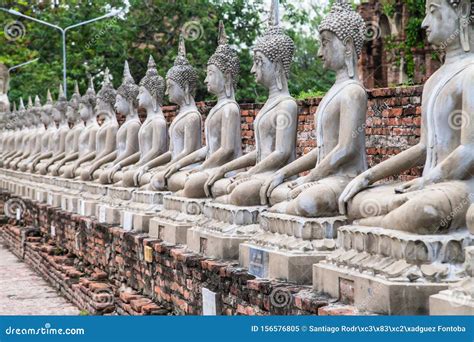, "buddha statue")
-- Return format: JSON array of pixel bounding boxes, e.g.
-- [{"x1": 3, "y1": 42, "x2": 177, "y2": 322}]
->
[
  {"x1": 0, "y1": 63, "x2": 10, "y2": 114},
  {"x1": 259, "y1": 1, "x2": 367, "y2": 218},
  {"x1": 130, "y1": 34, "x2": 202, "y2": 189},
  {"x1": 150, "y1": 21, "x2": 242, "y2": 197},
  {"x1": 78, "y1": 69, "x2": 119, "y2": 181},
  {"x1": 116, "y1": 56, "x2": 168, "y2": 186},
  {"x1": 27, "y1": 92, "x2": 59, "y2": 173},
  {"x1": 0, "y1": 106, "x2": 17, "y2": 158},
  {"x1": 86, "y1": 61, "x2": 141, "y2": 182},
  {"x1": 339, "y1": 0, "x2": 474, "y2": 234},
  {"x1": 50, "y1": 82, "x2": 85, "y2": 176},
  {"x1": 36, "y1": 86, "x2": 70, "y2": 175},
  {"x1": 9, "y1": 97, "x2": 44, "y2": 170},
  {"x1": 204, "y1": 0, "x2": 298, "y2": 206},
  {"x1": 3, "y1": 99, "x2": 28, "y2": 168},
  {"x1": 17, "y1": 97, "x2": 46, "y2": 172}
]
